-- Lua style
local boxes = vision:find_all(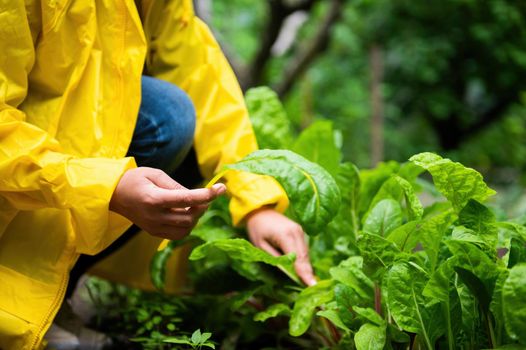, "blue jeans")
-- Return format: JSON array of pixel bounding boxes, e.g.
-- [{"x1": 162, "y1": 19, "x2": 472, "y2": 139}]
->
[
  {"x1": 67, "y1": 76, "x2": 199, "y2": 296},
  {"x1": 129, "y1": 75, "x2": 196, "y2": 173}
]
